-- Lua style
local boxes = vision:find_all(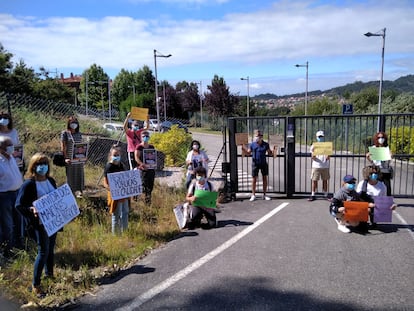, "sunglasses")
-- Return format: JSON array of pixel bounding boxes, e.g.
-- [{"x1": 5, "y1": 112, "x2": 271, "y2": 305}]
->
[{"x1": 142, "y1": 135, "x2": 150, "y2": 138}]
